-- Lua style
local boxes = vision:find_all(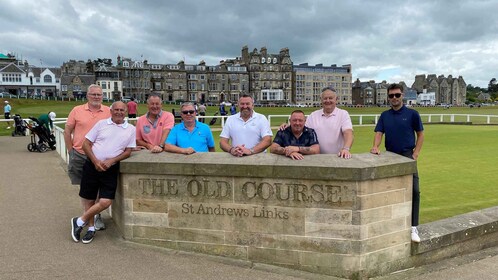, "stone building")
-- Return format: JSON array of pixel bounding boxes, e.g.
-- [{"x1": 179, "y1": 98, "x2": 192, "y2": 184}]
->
[
  {"x1": 116, "y1": 56, "x2": 151, "y2": 101},
  {"x1": 411, "y1": 74, "x2": 466, "y2": 105},
  {"x1": 204, "y1": 59, "x2": 249, "y2": 104},
  {"x1": 294, "y1": 63, "x2": 352, "y2": 106},
  {"x1": 241, "y1": 46, "x2": 293, "y2": 105},
  {"x1": 352, "y1": 79, "x2": 388, "y2": 105},
  {"x1": 94, "y1": 64, "x2": 122, "y2": 100},
  {"x1": 61, "y1": 59, "x2": 94, "y2": 98}
]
